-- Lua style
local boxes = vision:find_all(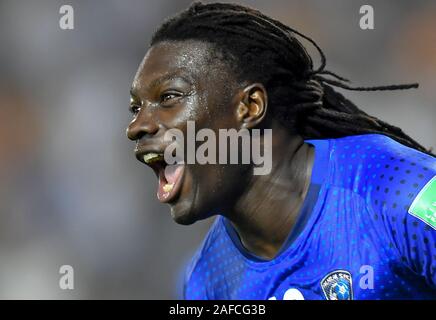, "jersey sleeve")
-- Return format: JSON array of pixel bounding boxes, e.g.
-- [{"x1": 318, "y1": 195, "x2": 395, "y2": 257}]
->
[{"x1": 367, "y1": 145, "x2": 436, "y2": 288}]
